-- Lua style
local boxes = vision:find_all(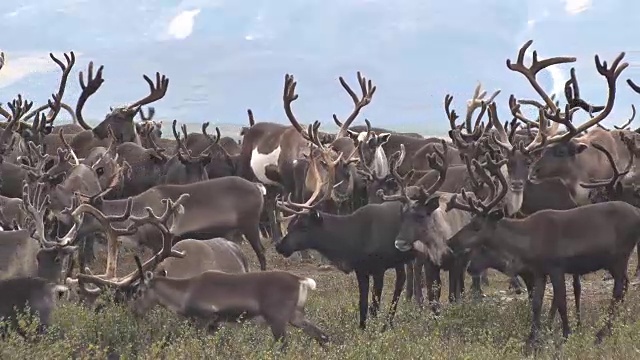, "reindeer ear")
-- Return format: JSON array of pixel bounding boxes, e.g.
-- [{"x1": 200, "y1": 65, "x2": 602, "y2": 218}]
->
[
  {"x1": 378, "y1": 133, "x2": 391, "y2": 145},
  {"x1": 423, "y1": 195, "x2": 441, "y2": 213},
  {"x1": 575, "y1": 142, "x2": 588, "y2": 154},
  {"x1": 346, "y1": 130, "x2": 359, "y2": 141}
]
